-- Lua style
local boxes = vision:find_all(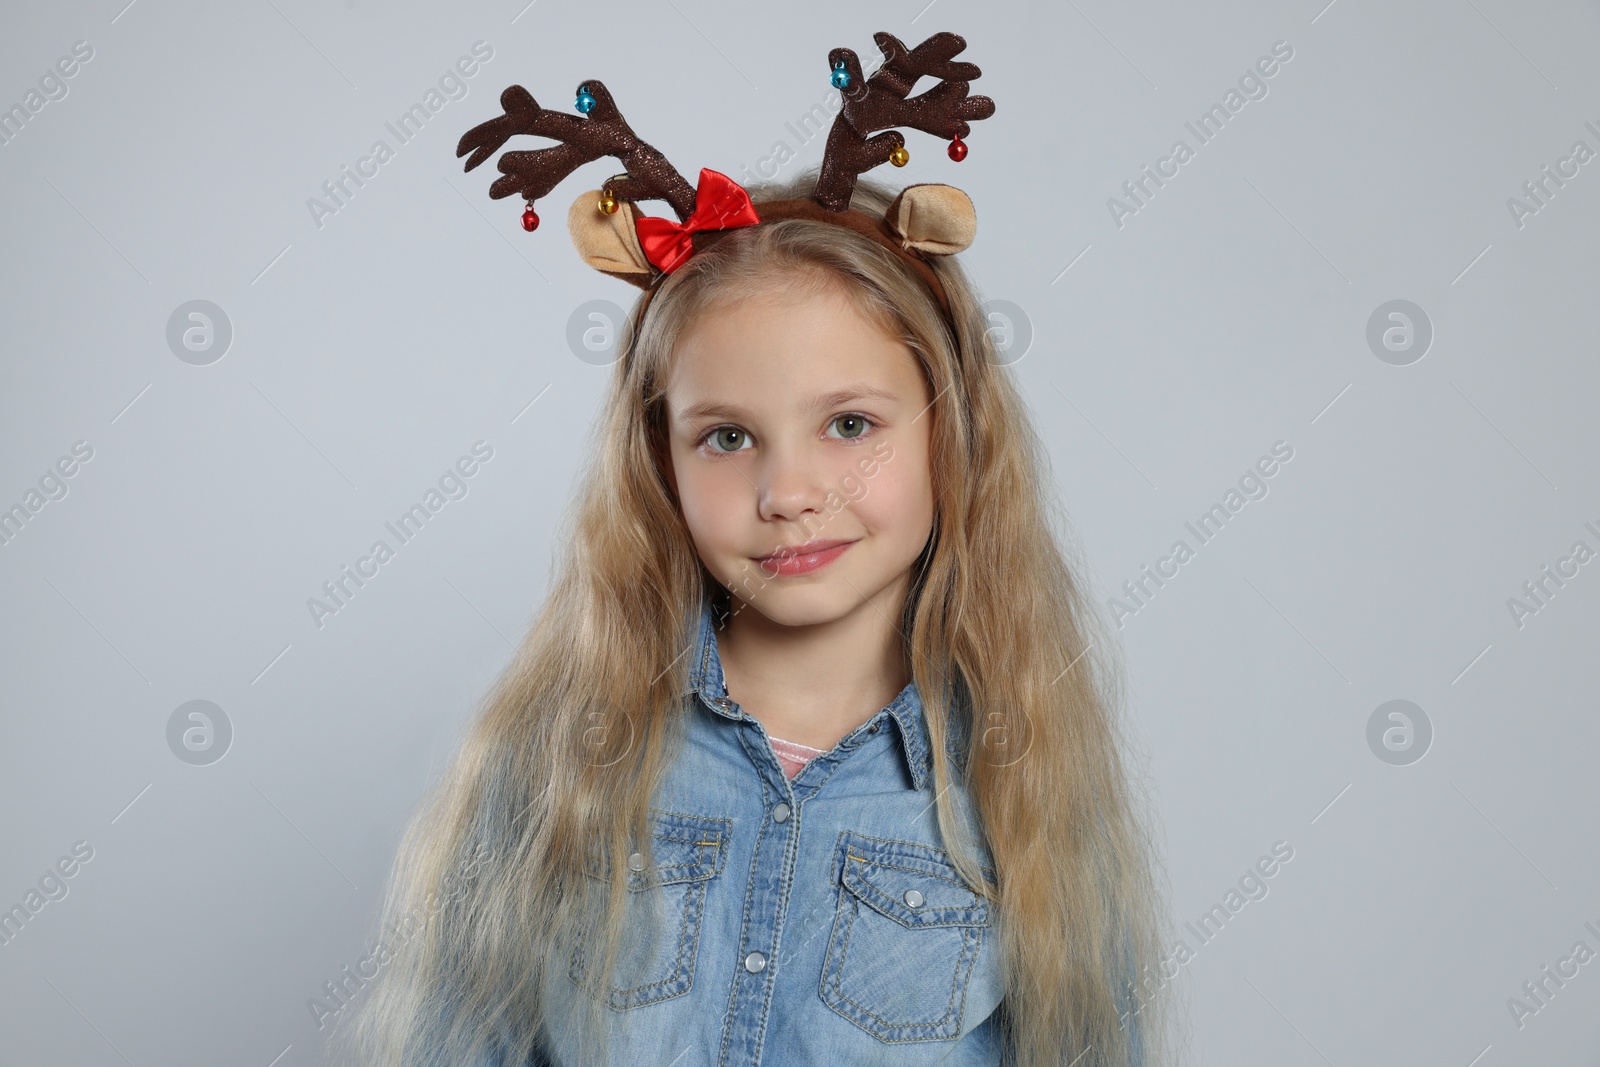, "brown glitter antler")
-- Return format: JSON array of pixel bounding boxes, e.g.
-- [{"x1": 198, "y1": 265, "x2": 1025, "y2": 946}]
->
[
  {"x1": 456, "y1": 80, "x2": 697, "y2": 222},
  {"x1": 813, "y1": 31, "x2": 997, "y2": 212}
]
